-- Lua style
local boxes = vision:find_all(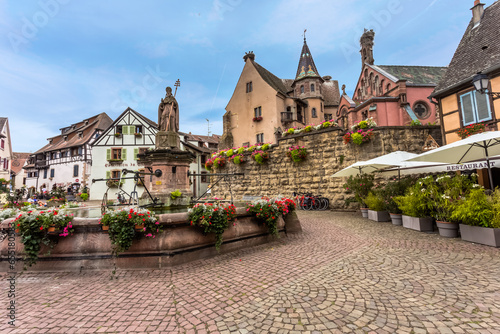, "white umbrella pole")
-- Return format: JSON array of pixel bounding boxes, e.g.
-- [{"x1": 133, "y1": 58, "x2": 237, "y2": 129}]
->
[{"x1": 484, "y1": 141, "x2": 495, "y2": 190}]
